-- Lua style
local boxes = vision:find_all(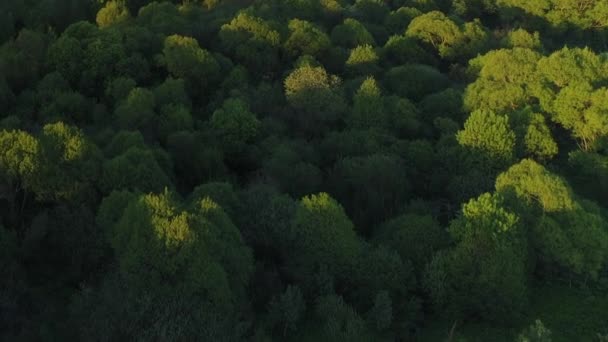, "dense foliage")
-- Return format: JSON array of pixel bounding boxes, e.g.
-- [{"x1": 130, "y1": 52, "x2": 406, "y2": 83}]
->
[{"x1": 1, "y1": 0, "x2": 608, "y2": 340}]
